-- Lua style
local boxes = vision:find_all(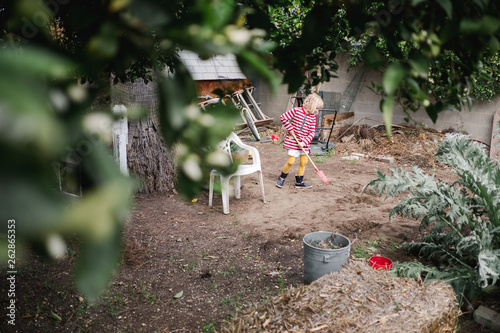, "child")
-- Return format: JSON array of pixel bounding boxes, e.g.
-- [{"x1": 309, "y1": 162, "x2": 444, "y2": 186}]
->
[{"x1": 276, "y1": 93, "x2": 324, "y2": 189}]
